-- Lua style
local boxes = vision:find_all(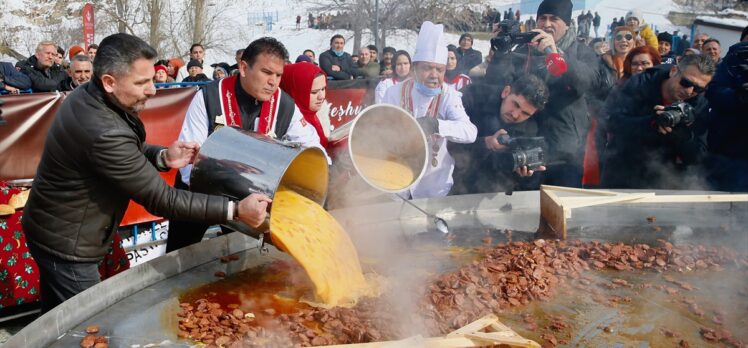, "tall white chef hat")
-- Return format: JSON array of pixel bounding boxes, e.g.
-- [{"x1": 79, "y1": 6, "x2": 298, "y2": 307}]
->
[{"x1": 412, "y1": 21, "x2": 448, "y2": 65}]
